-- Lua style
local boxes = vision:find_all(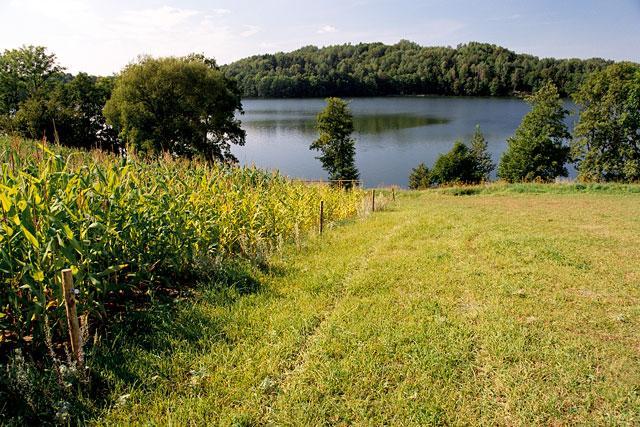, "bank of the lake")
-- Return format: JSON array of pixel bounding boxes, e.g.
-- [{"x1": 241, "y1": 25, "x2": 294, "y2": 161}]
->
[{"x1": 232, "y1": 96, "x2": 578, "y2": 187}]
